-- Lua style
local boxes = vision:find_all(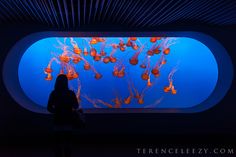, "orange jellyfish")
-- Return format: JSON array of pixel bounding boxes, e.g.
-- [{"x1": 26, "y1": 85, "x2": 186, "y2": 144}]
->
[
  {"x1": 90, "y1": 37, "x2": 98, "y2": 45},
  {"x1": 117, "y1": 66, "x2": 125, "y2": 78},
  {"x1": 103, "y1": 56, "x2": 110, "y2": 64},
  {"x1": 93, "y1": 54, "x2": 101, "y2": 61},
  {"x1": 141, "y1": 70, "x2": 149, "y2": 81},
  {"x1": 100, "y1": 42, "x2": 107, "y2": 56},
  {"x1": 70, "y1": 38, "x2": 82, "y2": 54},
  {"x1": 126, "y1": 38, "x2": 132, "y2": 47},
  {"x1": 59, "y1": 55, "x2": 70, "y2": 63},
  {"x1": 83, "y1": 47, "x2": 89, "y2": 56},
  {"x1": 141, "y1": 56, "x2": 151, "y2": 80},
  {"x1": 44, "y1": 67, "x2": 52, "y2": 73},
  {"x1": 124, "y1": 81, "x2": 134, "y2": 105},
  {"x1": 160, "y1": 38, "x2": 176, "y2": 55},
  {"x1": 150, "y1": 37, "x2": 158, "y2": 43},
  {"x1": 140, "y1": 64, "x2": 147, "y2": 69},
  {"x1": 137, "y1": 97, "x2": 144, "y2": 104},
  {"x1": 112, "y1": 96, "x2": 122, "y2": 108},
  {"x1": 109, "y1": 57, "x2": 117, "y2": 63},
  {"x1": 111, "y1": 43, "x2": 119, "y2": 49},
  {"x1": 96, "y1": 37, "x2": 105, "y2": 42},
  {"x1": 83, "y1": 62, "x2": 91, "y2": 70},
  {"x1": 118, "y1": 38, "x2": 126, "y2": 52},
  {"x1": 89, "y1": 65, "x2": 102, "y2": 80},
  {"x1": 163, "y1": 48, "x2": 170, "y2": 55},
  {"x1": 90, "y1": 47, "x2": 97, "y2": 57},
  {"x1": 113, "y1": 60, "x2": 126, "y2": 78},
  {"x1": 109, "y1": 48, "x2": 118, "y2": 63},
  {"x1": 130, "y1": 37, "x2": 137, "y2": 41},
  {"x1": 140, "y1": 55, "x2": 149, "y2": 69},
  {"x1": 151, "y1": 54, "x2": 166, "y2": 77},
  {"x1": 94, "y1": 73, "x2": 102, "y2": 79},
  {"x1": 44, "y1": 57, "x2": 59, "y2": 73},
  {"x1": 96, "y1": 99, "x2": 113, "y2": 108},
  {"x1": 147, "y1": 50, "x2": 154, "y2": 56},
  {"x1": 163, "y1": 67, "x2": 178, "y2": 94},
  {"x1": 45, "y1": 73, "x2": 53, "y2": 81},
  {"x1": 147, "y1": 76, "x2": 152, "y2": 87},
  {"x1": 129, "y1": 45, "x2": 145, "y2": 65},
  {"x1": 131, "y1": 41, "x2": 139, "y2": 50},
  {"x1": 66, "y1": 65, "x2": 78, "y2": 80},
  {"x1": 119, "y1": 38, "x2": 125, "y2": 47},
  {"x1": 71, "y1": 55, "x2": 81, "y2": 64},
  {"x1": 112, "y1": 66, "x2": 119, "y2": 77}
]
